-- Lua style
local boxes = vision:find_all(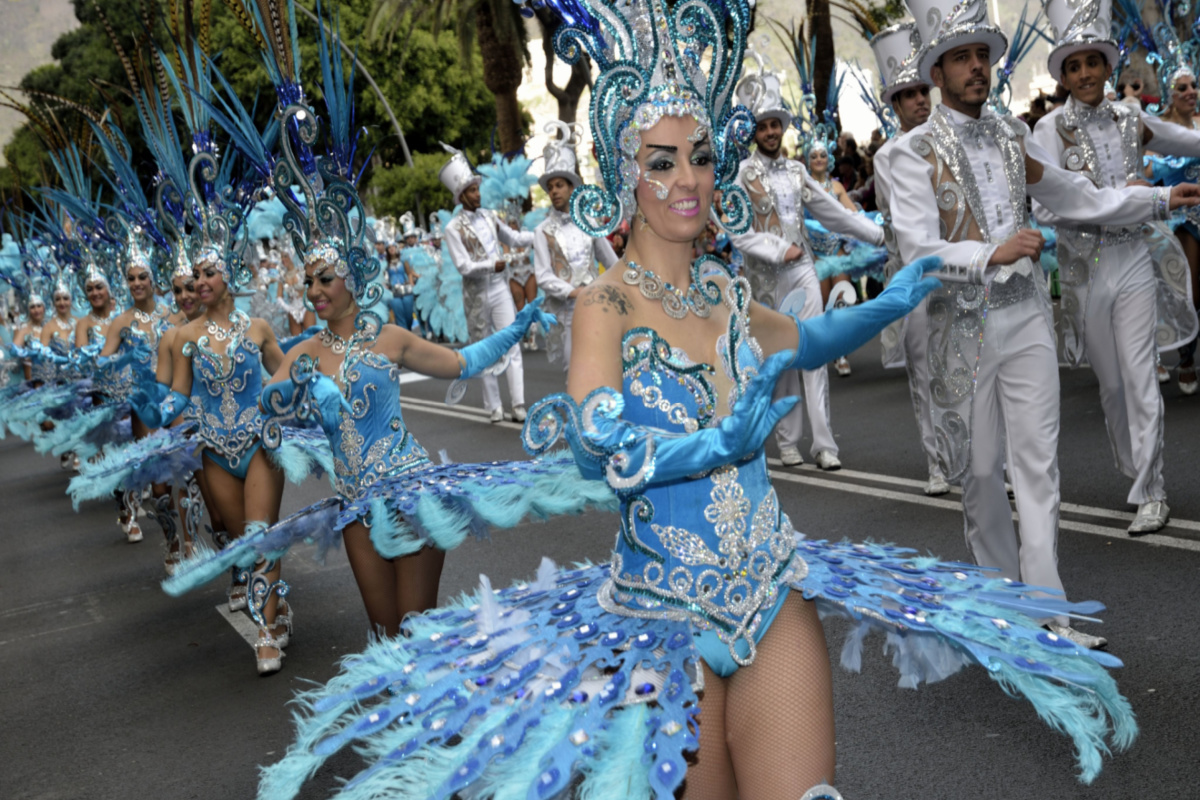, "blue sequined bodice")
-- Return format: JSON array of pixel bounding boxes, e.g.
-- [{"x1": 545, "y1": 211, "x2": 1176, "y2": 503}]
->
[
  {"x1": 598, "y1": 279, "x2": 800, "y2": 664},
  {"x1": 96, "y1": 308, "x2": 166, "y2": 401},
  {"x1": 283, "y1": 318, "x2": 430, "y2": 500},
  {"x1": 184, "y1": 310, "x2": 263, "y2": 468}
]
